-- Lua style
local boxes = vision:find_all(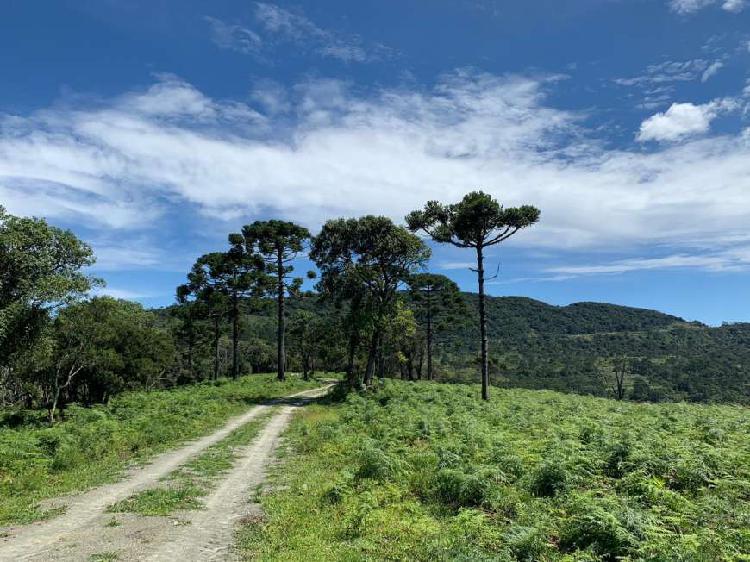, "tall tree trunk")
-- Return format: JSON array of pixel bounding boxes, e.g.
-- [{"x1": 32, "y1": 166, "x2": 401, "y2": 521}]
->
[
  {"x1": 426, "y1": 286, "x2": 433, "y2": 380},
  {"x1": 346, "y1": 331, "x2": 359, "y2": 388},
  {"x1": 477, "y1": 245, "x2": 489, "y2": 400},
  {"x1": 187, "y1": 328, "x2": 194, "y2": 379},
  {"x1": 302, "y1": 349, "x2": 310, "y2": 381},
  {"x1": 364, "y1": 328, "x2": 379, "y2": 387},
  {"x1": 186, "y1": 311, "x2": 194, "y2": 379},
  {"x1": 276, "y1": 248, "x2": 285, "y2": 382},
  {"x1": 232, "y1": 289, "x2": 239, "y2": 379},
  {"x1": 213, "y1": 315, "x2": 220, "y2": 381}
]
